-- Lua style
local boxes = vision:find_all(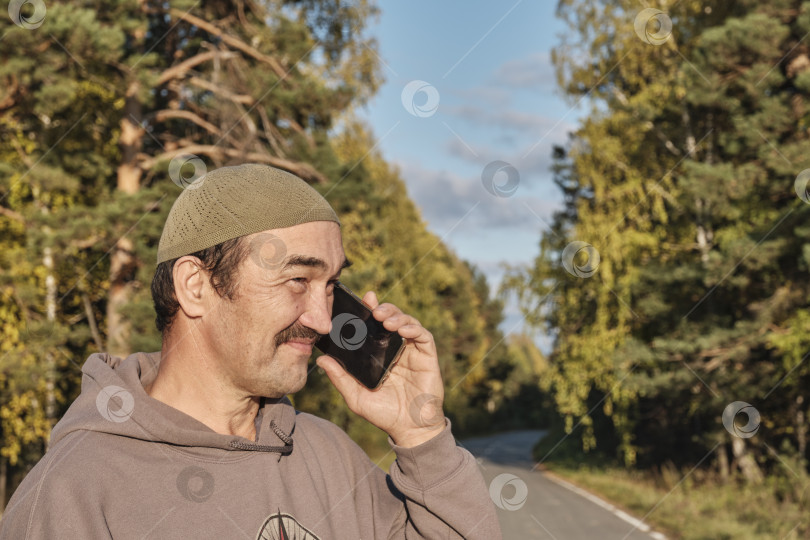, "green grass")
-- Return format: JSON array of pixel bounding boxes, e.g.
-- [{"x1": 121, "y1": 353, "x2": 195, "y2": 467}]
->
[
  {"x1": 535, "y1": 434, "x2": 809, "y2": 539},
  {"x1": 545, "y1": 465, "x2": 808, "y2": 539}
]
